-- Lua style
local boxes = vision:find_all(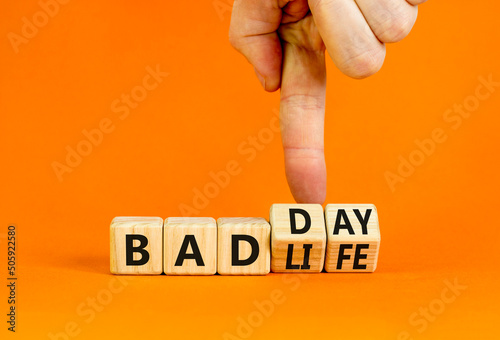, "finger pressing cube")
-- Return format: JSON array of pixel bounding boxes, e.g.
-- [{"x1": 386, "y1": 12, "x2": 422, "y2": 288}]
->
[{"x1": 270, "y1": 204, "x2": 326, "y2": 273}]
